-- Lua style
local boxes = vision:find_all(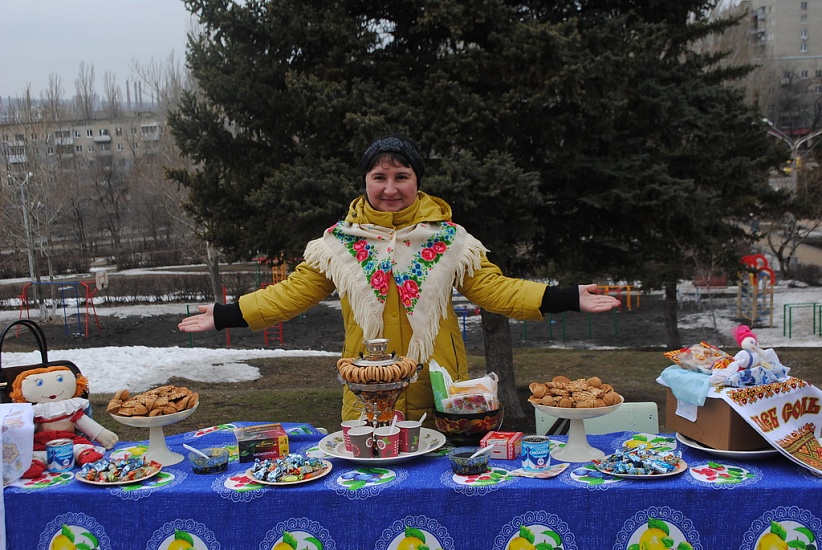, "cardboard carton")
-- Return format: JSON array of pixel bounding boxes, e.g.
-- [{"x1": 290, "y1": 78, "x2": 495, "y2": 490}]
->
[
  {"x1": 234, "y1": 423, "x2": 289, "y2": 463},
  {"x1": 665, "y1": 388, "x2": 768, "y2": 451},
  {"x1": 480, "y1": 431, "x2": 523, "y2": 460}
]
